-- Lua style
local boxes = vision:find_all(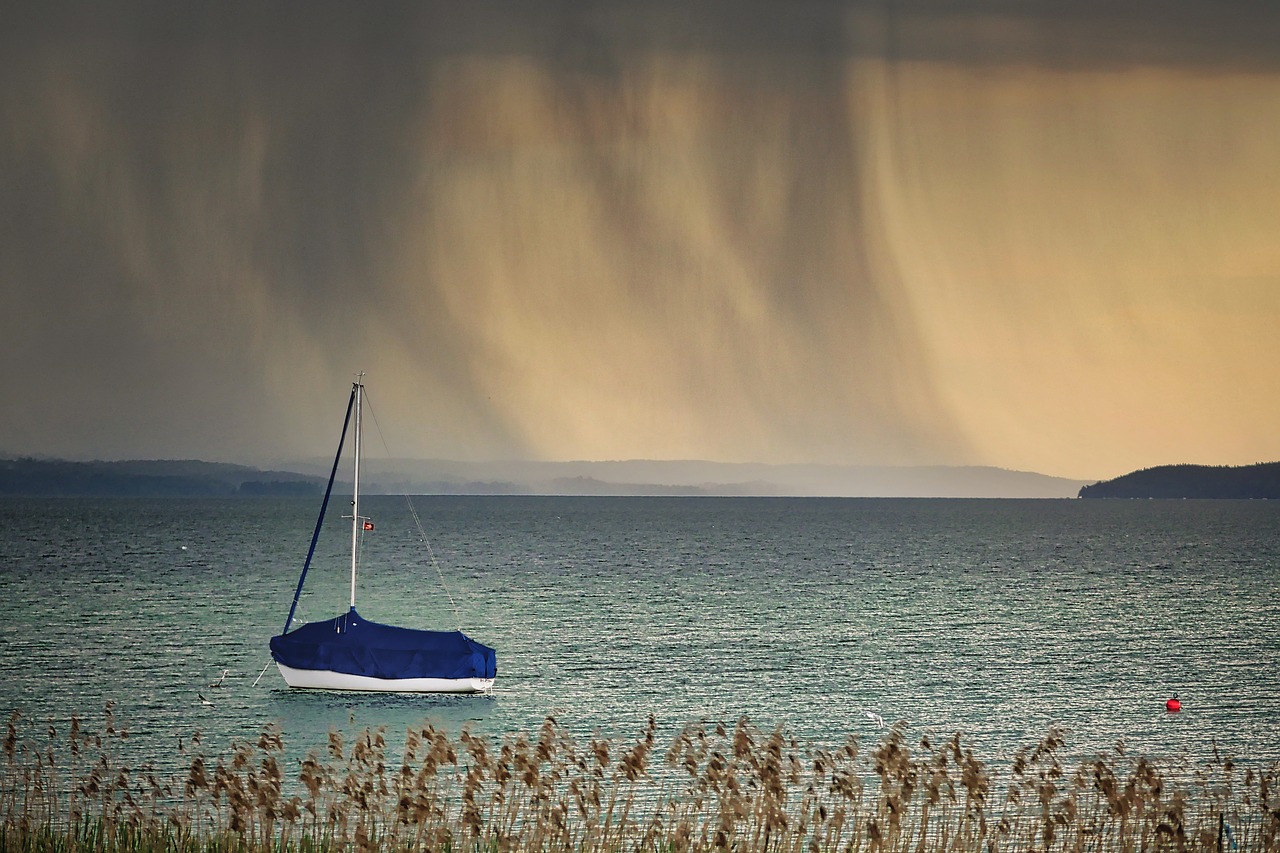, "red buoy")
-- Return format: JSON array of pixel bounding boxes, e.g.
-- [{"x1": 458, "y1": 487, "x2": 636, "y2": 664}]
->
[{"x1": 1166, "y1": 695, "x2": 1182, "y2": 713}]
